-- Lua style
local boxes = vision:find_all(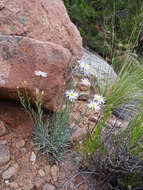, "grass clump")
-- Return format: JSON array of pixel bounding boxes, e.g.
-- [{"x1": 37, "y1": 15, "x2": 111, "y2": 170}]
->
[
  {"x1": 89, "y1": 110, "x2": 143, "y2": 189},
  {"x1": 100, "y1": 59, "x2": 143, "y2": 114},
  {"x1": 34, "y1": 110, "x2": 74, "y2": 160}
]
